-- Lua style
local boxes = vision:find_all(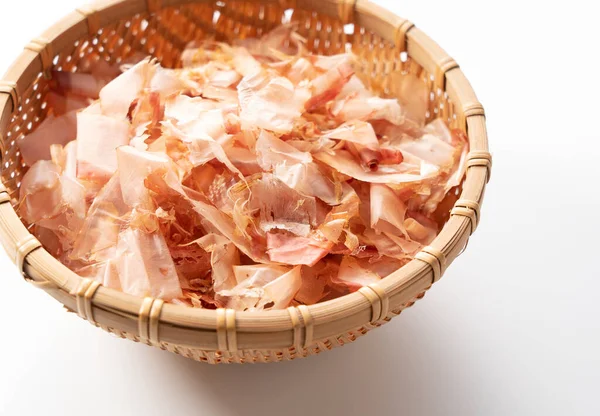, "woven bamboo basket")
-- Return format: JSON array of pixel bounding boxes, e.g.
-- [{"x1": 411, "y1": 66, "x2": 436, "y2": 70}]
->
[{"x1": 0, "y1": 0, "x2": 490, "y2": 364}]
